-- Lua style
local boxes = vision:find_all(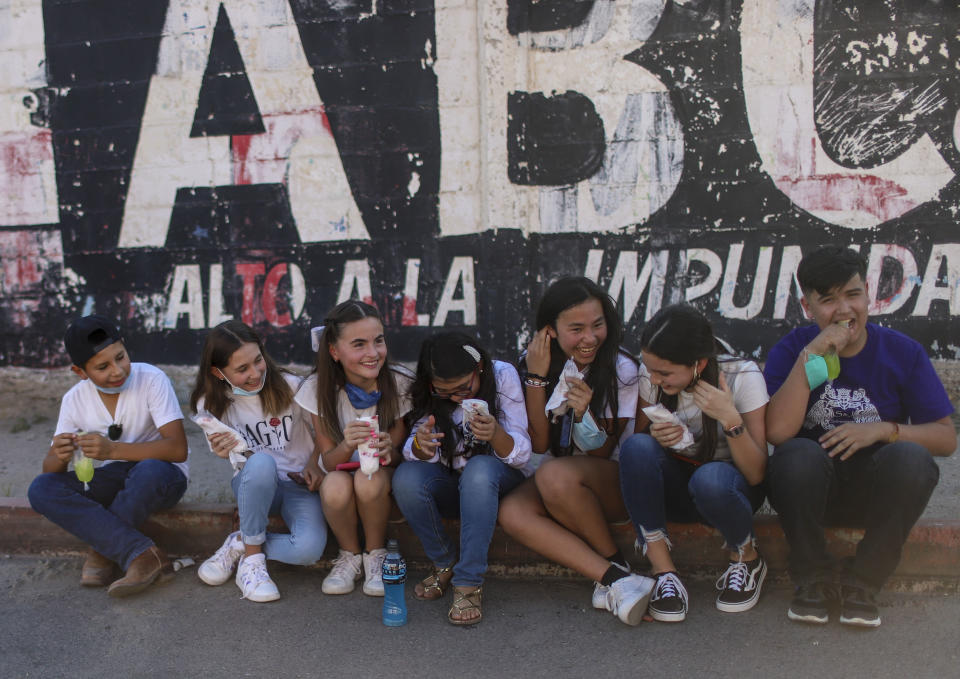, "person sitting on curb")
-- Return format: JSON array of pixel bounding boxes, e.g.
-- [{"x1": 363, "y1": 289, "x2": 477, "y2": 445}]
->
[
  {"x1": 764, "y1": 246, "x2": 956, "y2": 628},
  {"x1": 28, "y1": 315, "x2": 189, "y2": 597}
]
